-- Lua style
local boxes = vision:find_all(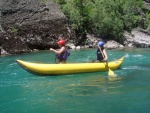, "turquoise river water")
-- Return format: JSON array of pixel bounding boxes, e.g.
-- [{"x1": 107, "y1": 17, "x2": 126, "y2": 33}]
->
[{"x1": 0, "y1": 48, "x2": 150, "y2": 113}]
